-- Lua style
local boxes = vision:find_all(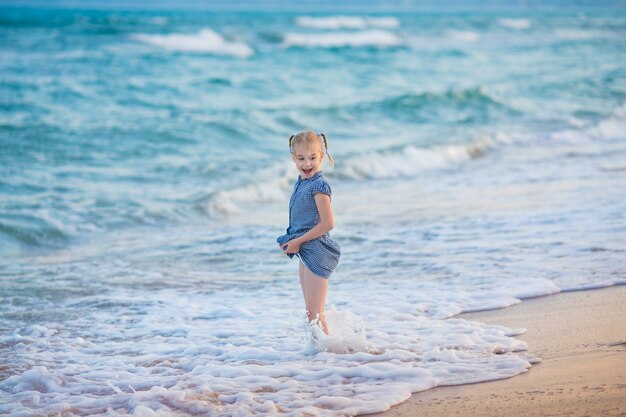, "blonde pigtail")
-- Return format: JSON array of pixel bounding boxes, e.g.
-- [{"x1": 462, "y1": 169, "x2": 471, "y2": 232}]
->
[{"x1": 319, "y1": 132, "x2": 334, "y2": 167}]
